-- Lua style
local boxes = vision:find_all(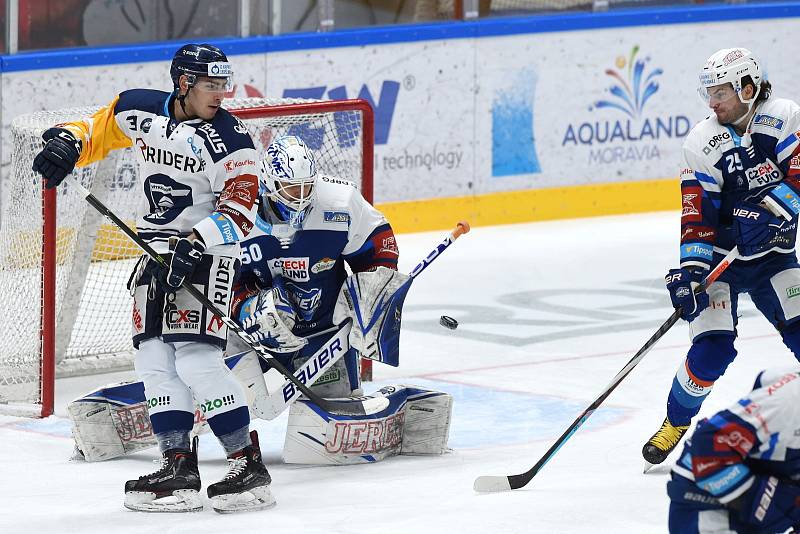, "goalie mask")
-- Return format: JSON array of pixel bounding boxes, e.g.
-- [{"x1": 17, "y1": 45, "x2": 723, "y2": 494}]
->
[
  {"x1": 698, "y1": 48, "x2": 763, "y2": 118},
  {"x1": 261, "y1": 135, "x2": 317, "y2": 229}
]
